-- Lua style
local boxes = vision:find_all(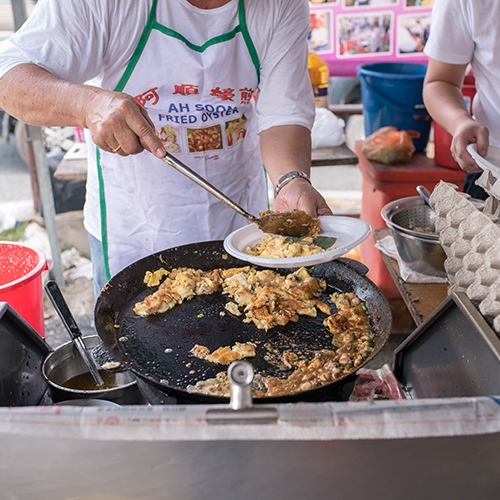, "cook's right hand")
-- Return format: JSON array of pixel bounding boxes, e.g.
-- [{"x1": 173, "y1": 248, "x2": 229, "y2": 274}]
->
[
  {"x1": 82, "y1": 88, "x2": 166, "y2": 158},
  {"x1": 274, "y1": 179, "x2": 333, "y2": 217},
  {"x1": 450, "y1": 117, "x2": 489, "y2": 173}
]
